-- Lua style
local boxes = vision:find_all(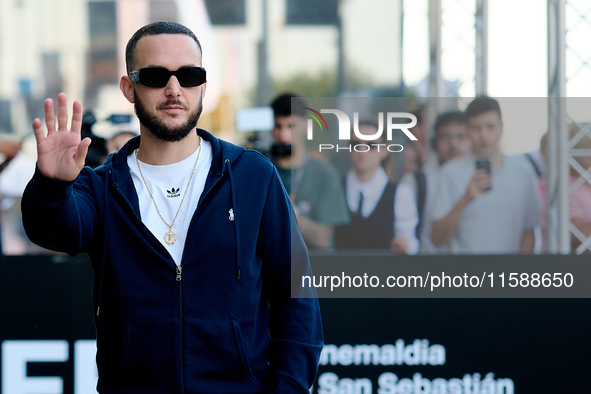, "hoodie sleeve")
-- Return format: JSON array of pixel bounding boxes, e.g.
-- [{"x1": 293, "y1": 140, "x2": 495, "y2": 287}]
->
[
  {"x1": 21, "y1": 166, "x2": 98, "y2": 255},
  {"x1": 259, "y1": 167, "x2": 323, "y2": 394}
]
